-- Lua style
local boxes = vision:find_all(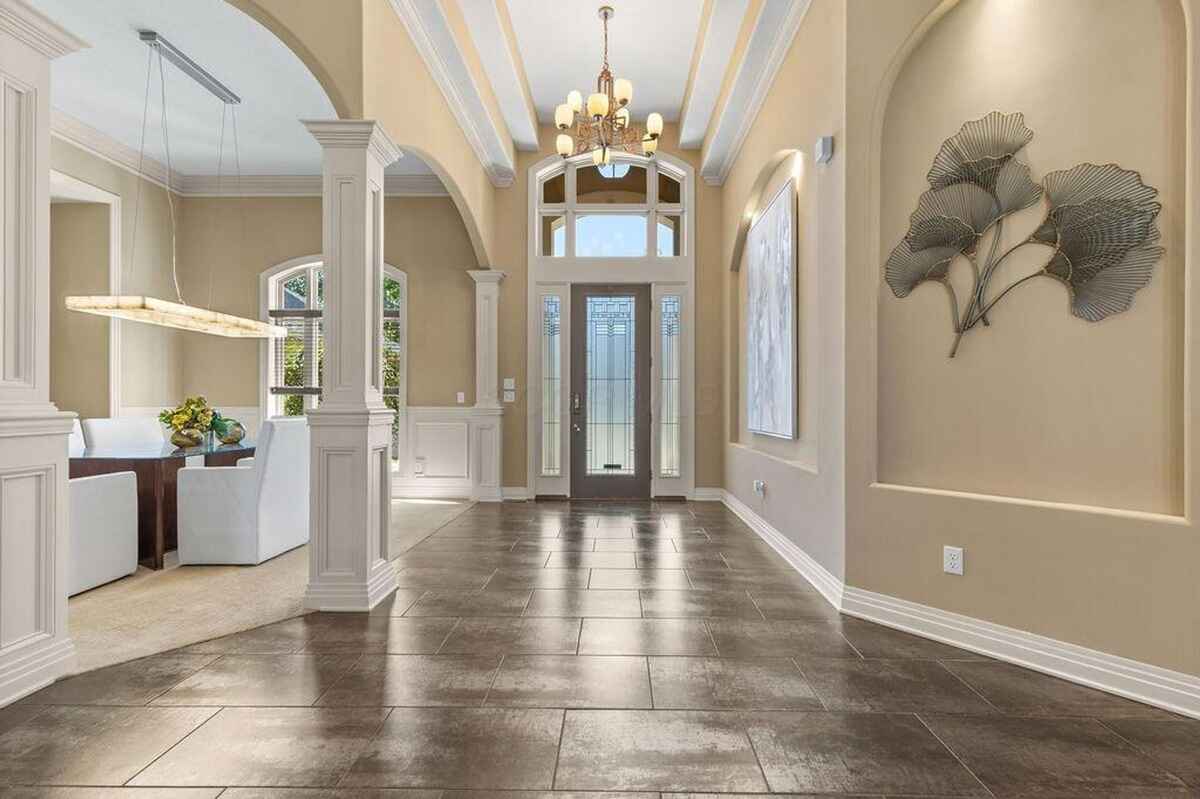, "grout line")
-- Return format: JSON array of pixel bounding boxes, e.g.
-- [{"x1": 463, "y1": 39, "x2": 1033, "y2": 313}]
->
[
  {"x1": 914, "y1": 711, "x2": 998, "y2": 798},
  {"x1": 479, "y1": 653, "x2": 506, "y2": 707},
  {"x1": 935, "y1": 659, "x2": 1004, "y2": 713},
  {"x1": 121, "y1": 704, "x2": 225, "y2": 786},
  {"x1": 549, "y1": 706, "x2": 569, "y2": 790},
  {"x1": 644, "y1": 655, "x2": 656, "y2": 709},
  {"x1": 432, "y1": 617, "x2": 464, "y2": 654}
]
